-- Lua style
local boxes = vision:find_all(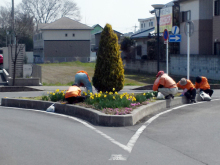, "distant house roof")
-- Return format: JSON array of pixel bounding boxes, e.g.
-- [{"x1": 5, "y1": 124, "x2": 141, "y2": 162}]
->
[
  {"x1": 92, "y1": 24, "x2": 103, "y2": 29},
  {"x1": 40, "y1": 17, "x2": 93, "y2": 30},
  {"x1": 94, "y1": 29, "x2": 123, "y2": 35},
  {"x1": 131, "y1": 28, "x2": 155, "y2": 39}
]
